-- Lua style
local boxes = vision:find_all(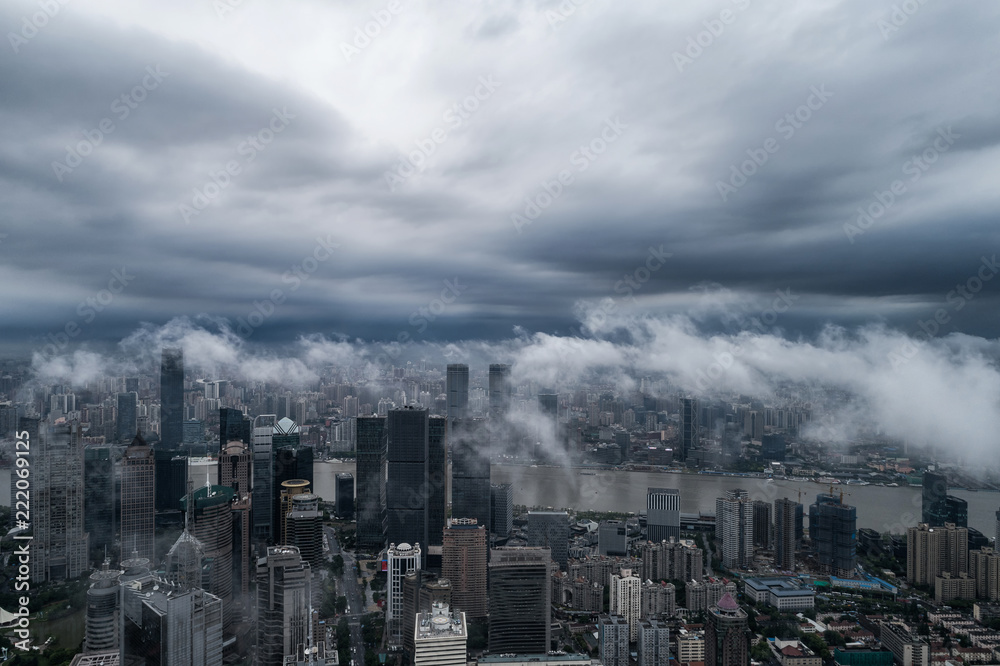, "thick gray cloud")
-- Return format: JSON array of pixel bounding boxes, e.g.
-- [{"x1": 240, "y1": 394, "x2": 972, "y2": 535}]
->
[{"x1": 1, "y1": 0, "x2": 999, "y2": 357}]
